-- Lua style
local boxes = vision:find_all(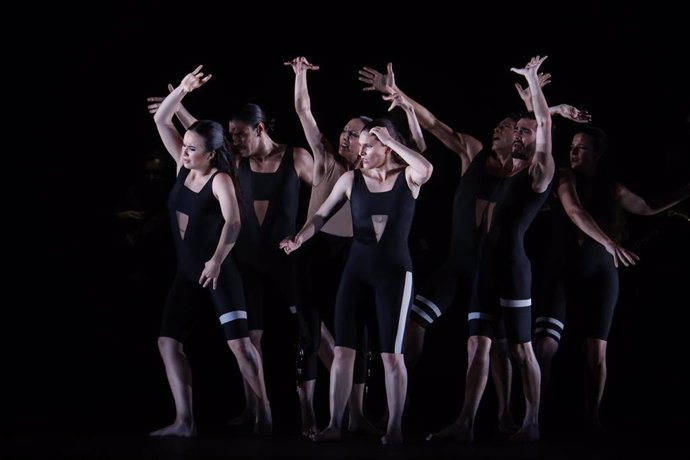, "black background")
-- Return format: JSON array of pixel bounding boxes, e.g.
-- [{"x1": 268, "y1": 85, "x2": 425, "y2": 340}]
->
[{"x1": 6, "y1": 3, "x2": 689, "y2": 451}]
